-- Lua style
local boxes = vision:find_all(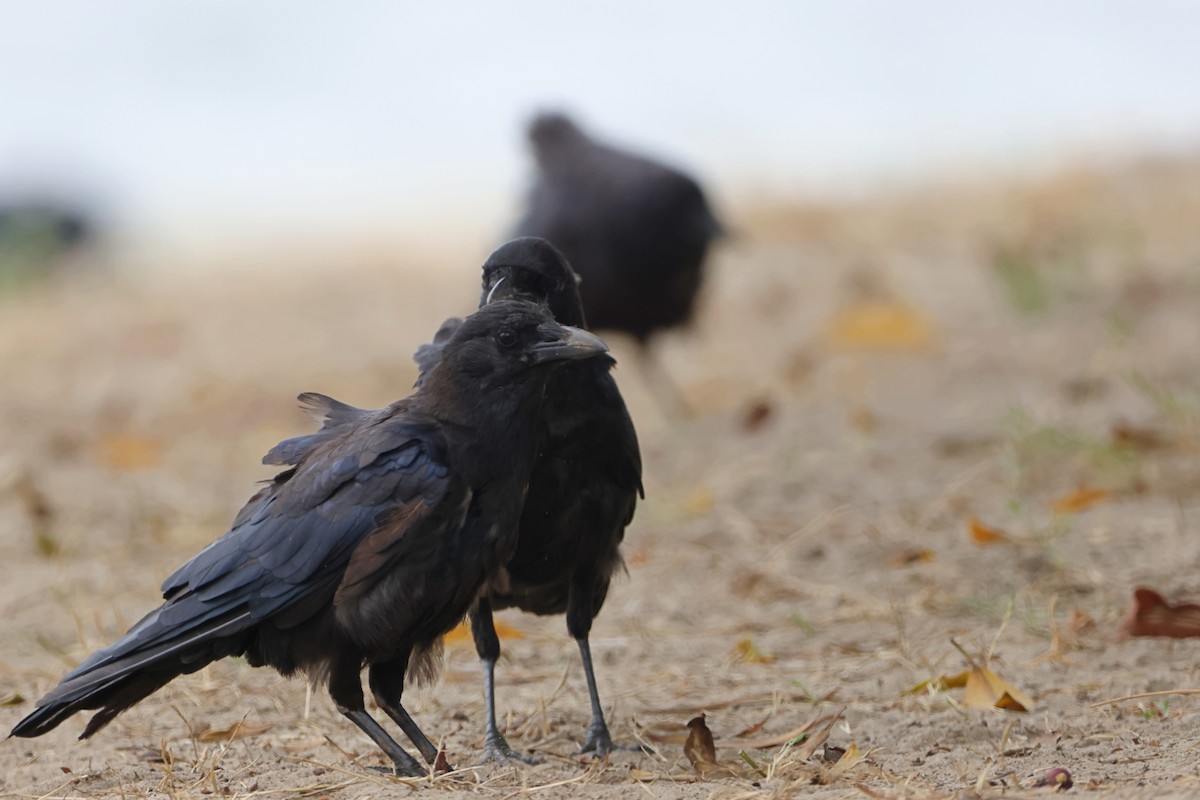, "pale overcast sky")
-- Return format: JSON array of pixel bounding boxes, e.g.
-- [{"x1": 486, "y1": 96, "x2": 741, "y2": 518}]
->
[{"x1": 2, "y1": 1, "x2": 1197, "y2": 243}]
